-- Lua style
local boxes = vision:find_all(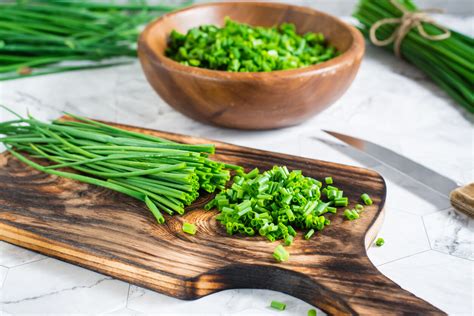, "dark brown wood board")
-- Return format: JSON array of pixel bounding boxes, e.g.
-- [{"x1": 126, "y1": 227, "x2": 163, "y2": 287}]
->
[{"x1": 0, "y1": 121, "x2": 443, "y2": 315}]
